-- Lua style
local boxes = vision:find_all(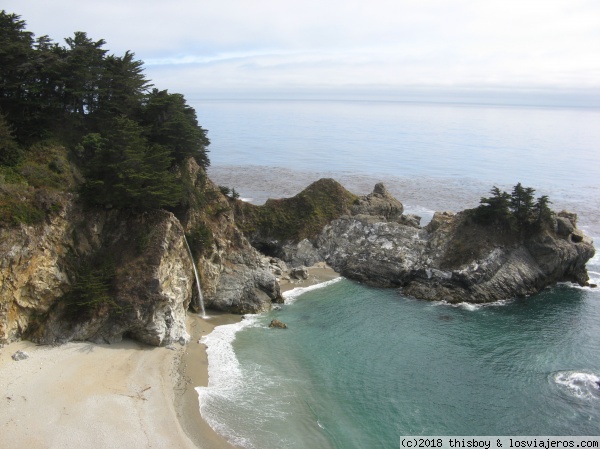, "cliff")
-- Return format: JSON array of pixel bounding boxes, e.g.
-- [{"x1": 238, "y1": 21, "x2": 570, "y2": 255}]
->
[
  {"x1": 252, "y1": 182, "x2": 595, "y2": 304},
  {"x1": 1, "y1": 176, "x2": 595, "y2": 346},
  {"x1": 0, "y1": 159, "x2": 281, "y2": 346}
]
